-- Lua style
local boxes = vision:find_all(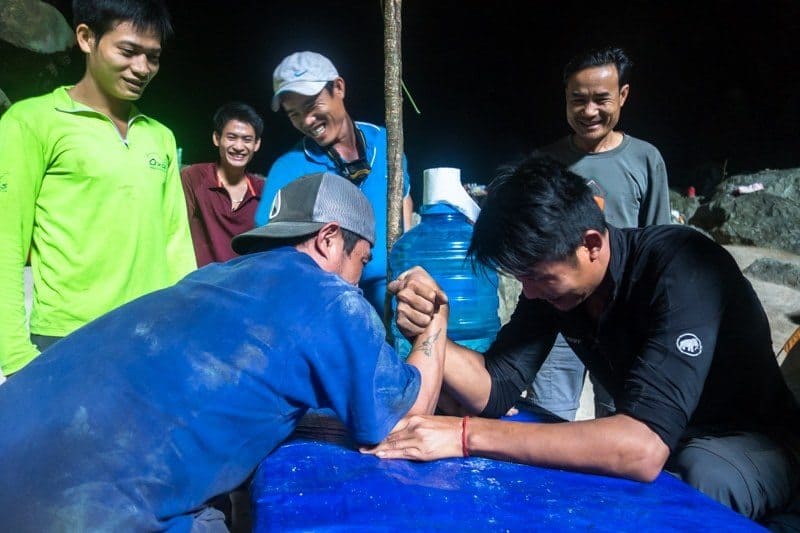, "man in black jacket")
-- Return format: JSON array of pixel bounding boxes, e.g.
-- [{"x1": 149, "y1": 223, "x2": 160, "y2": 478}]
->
[{"x1": 366, "y1": 155, "x2": 800, "y2": 525}]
